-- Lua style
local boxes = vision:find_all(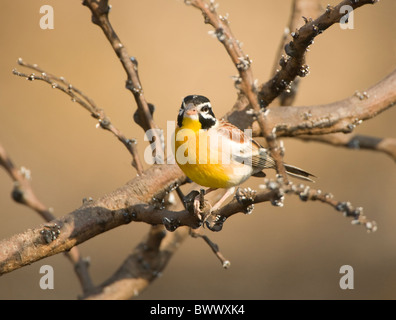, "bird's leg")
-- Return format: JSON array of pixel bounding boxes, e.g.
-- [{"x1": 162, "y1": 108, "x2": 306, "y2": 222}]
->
[
  {"x1": 193, "y1": 187, "x2": 235, "y2": 220},
  {"x1": 211, "y1": 187, "x2": 235, "y2": 212},
  {"x1": 194, "y1": 188, "x2": 217, "y2": 219}
]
